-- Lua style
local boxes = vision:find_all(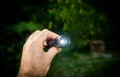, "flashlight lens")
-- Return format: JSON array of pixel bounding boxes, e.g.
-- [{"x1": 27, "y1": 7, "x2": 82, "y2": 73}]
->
[
  {"x1": 59, "y1": 35, "x2": 71, "y2": 47},
  {"x1": 60, "y1": 38, "x2": 67, "y2": 46}
]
